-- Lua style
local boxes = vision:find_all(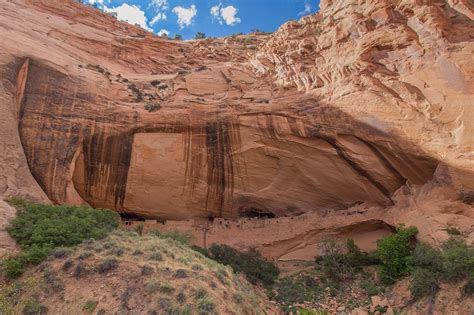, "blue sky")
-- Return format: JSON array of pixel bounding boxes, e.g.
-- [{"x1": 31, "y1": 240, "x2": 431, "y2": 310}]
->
[{"x1": 87, "y1": 0, "x2": 321, "y2": 39}]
